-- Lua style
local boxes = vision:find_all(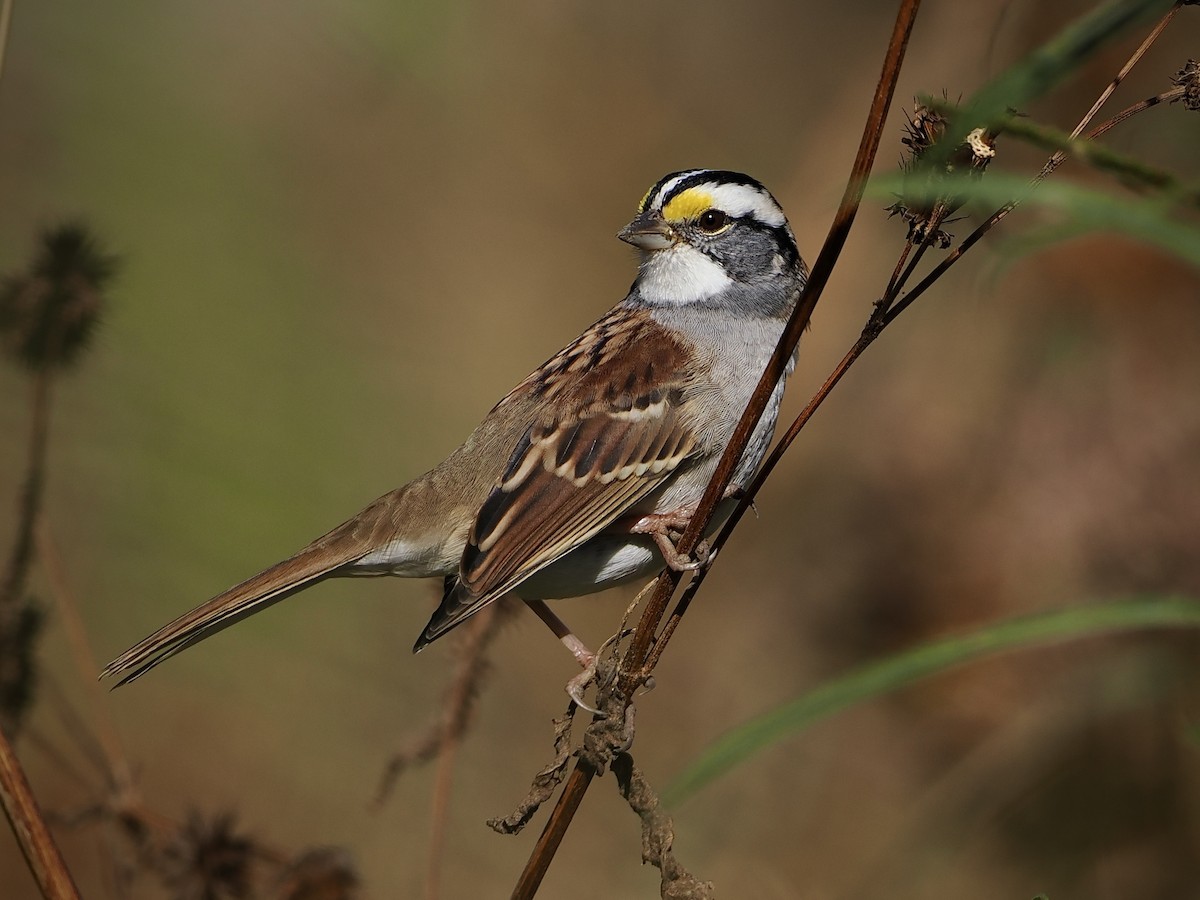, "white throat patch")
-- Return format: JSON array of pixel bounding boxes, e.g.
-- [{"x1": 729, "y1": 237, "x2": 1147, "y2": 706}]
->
[{"x1": 636, "y1": 243, "x2": 733, "y2": 305}]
